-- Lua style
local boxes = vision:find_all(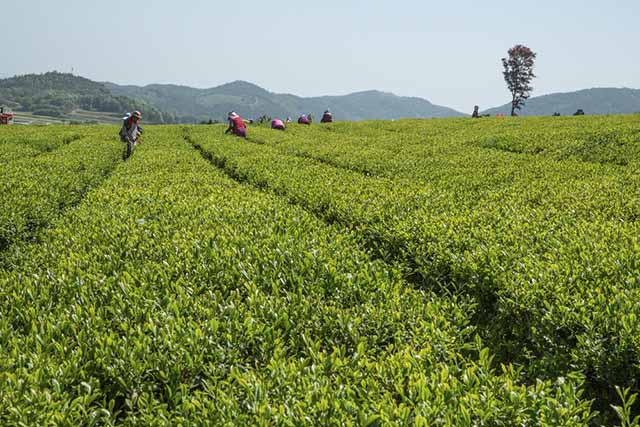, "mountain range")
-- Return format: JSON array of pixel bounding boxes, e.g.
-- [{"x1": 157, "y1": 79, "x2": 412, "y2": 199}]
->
[
  {"x1": 103, "y1": 80, "x2": 465, "y2": 122},
  {"x1": 483, "y1": 88, "x2": 640, "y2": 116},
  {"x1": 1, "y1": 72, "x2": 639, "y2": 123}
]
